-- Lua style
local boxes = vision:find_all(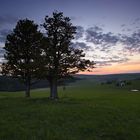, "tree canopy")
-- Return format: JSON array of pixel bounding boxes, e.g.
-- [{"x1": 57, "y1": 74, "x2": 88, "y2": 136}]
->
[
  {"x1": 2, "y1": 19, "x2": 44, "y2": 97},
  {"x1": 1, "y1": 12, "x2": 94, "y2": 99},
  {"x1": 42, "y1": 12, "x2": 94, "y2": 99}
]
